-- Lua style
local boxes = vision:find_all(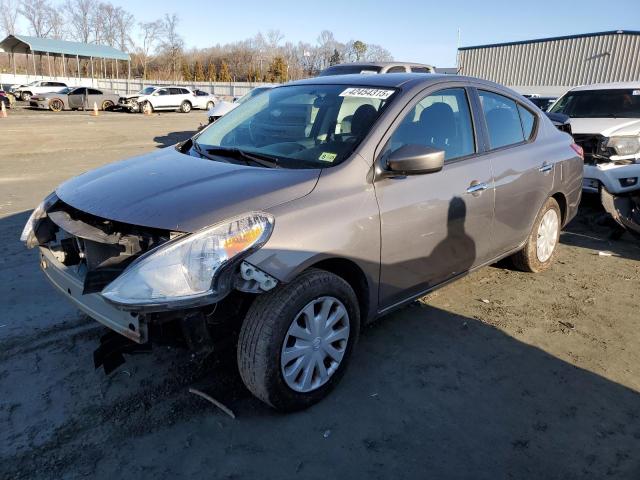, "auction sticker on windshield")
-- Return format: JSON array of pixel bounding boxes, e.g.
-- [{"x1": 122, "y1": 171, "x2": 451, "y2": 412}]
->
[{"x1": 339, "y1": 88, "x2": 394, "y2": 99}]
